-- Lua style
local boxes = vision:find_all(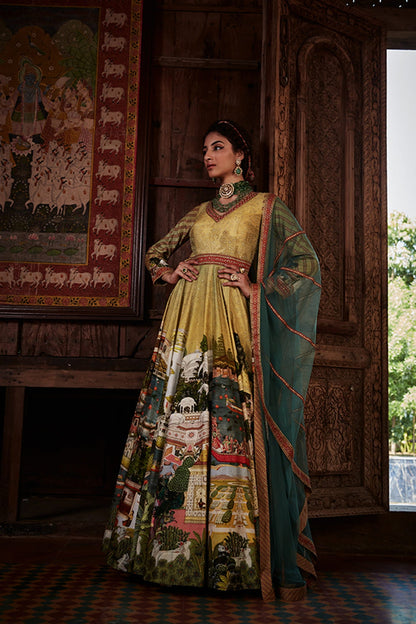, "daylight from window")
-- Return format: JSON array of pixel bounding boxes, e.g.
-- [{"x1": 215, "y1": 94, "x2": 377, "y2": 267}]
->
[{"x1": 387, "y1": 49, "x2": 416, "y2": 510}]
